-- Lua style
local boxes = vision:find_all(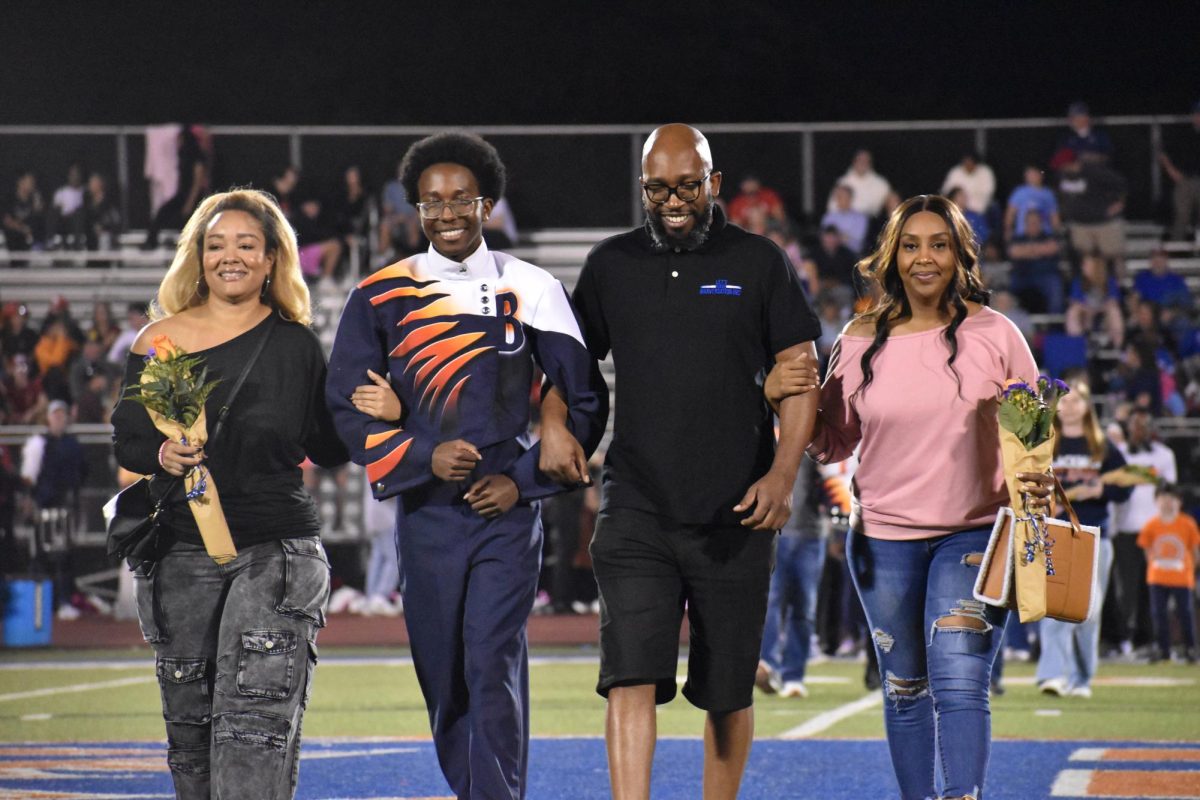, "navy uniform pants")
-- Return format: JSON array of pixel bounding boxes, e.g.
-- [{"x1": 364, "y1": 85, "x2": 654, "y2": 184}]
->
[{"x1": 397, "y1": 498, "x2": 542, "y2": 800}]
